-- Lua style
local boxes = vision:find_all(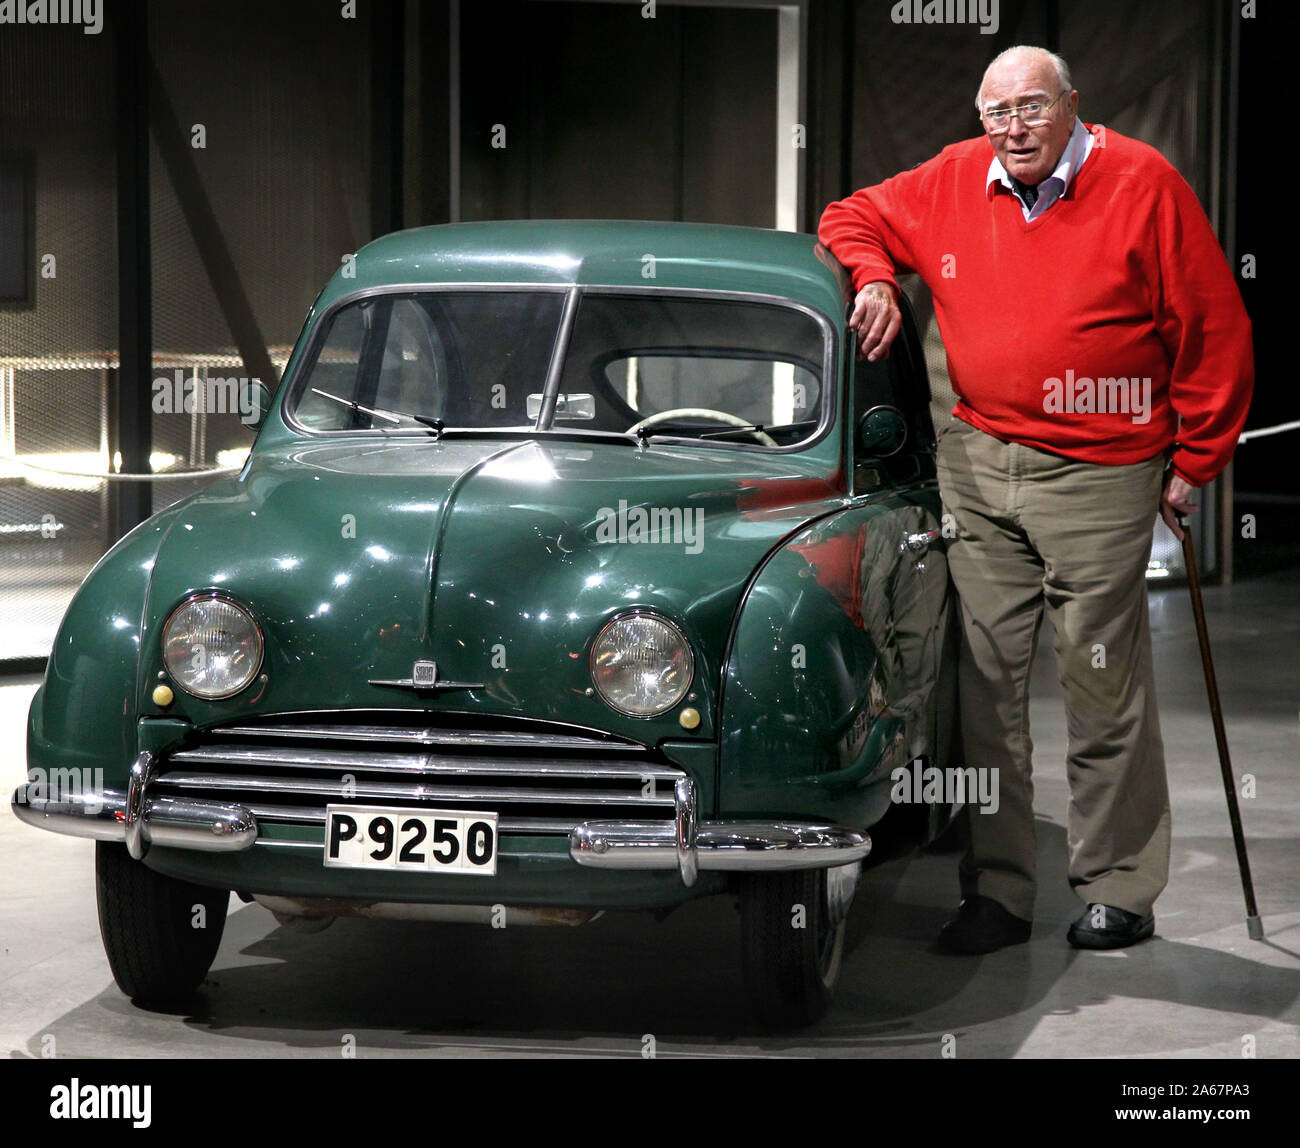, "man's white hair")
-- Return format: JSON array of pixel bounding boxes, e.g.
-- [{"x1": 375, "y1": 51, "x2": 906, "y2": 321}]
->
[{"x1": 975, "y1": 46, "x2": 1073, "y2": 109}]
